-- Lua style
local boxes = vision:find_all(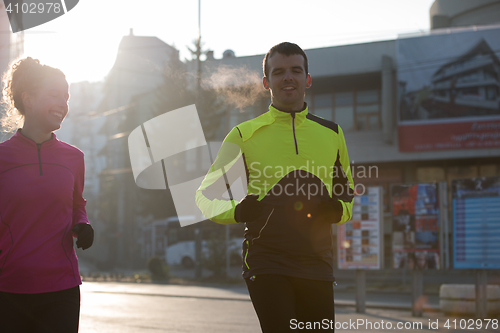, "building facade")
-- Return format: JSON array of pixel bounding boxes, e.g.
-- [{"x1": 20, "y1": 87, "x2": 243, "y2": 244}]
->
[{"x1": 430, "y1": 0, "x2": 500, "y2": 30}]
